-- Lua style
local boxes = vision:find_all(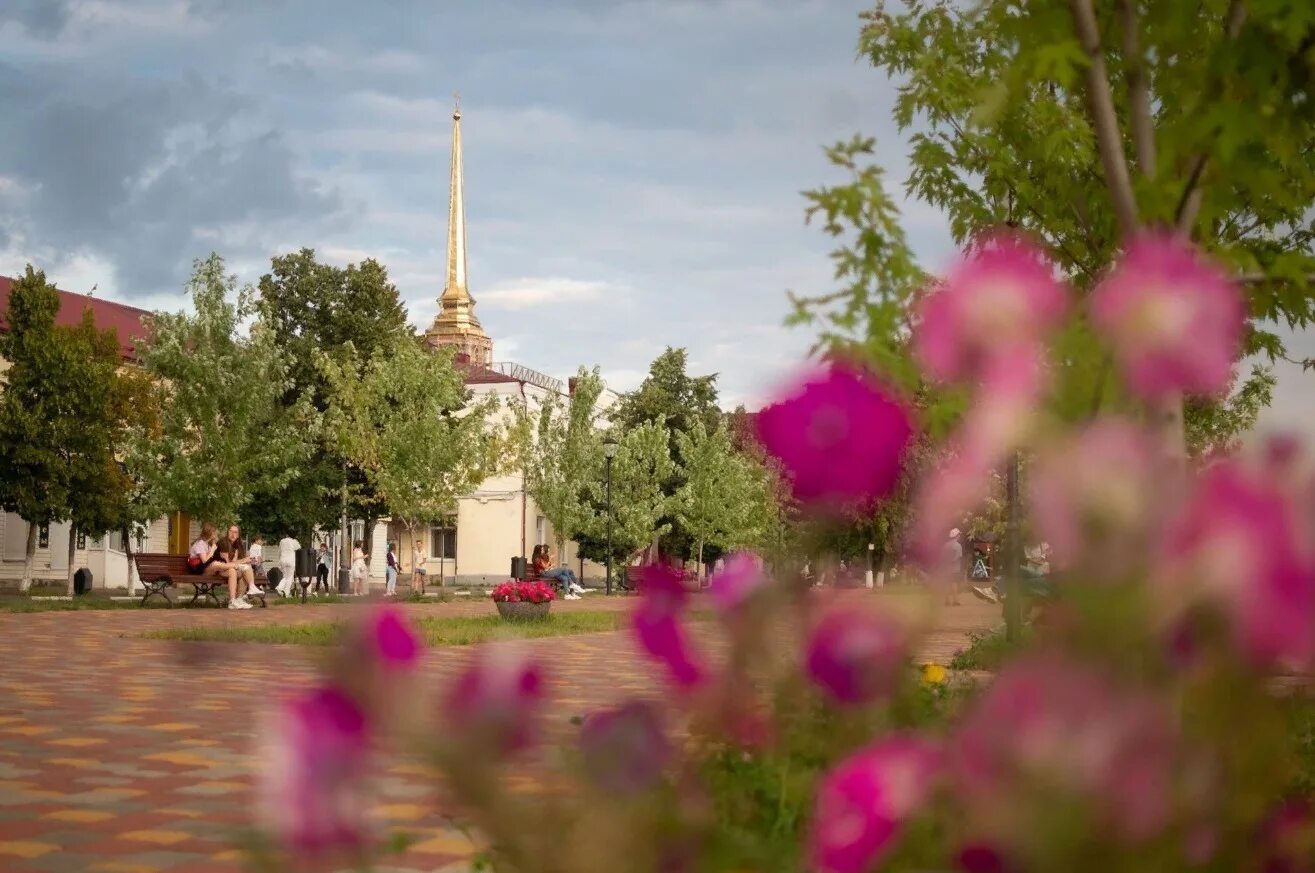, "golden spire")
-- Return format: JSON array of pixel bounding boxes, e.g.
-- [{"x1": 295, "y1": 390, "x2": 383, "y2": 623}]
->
[{"x1": 425, "y1": 92, "x2": 493, "y2": 364}]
